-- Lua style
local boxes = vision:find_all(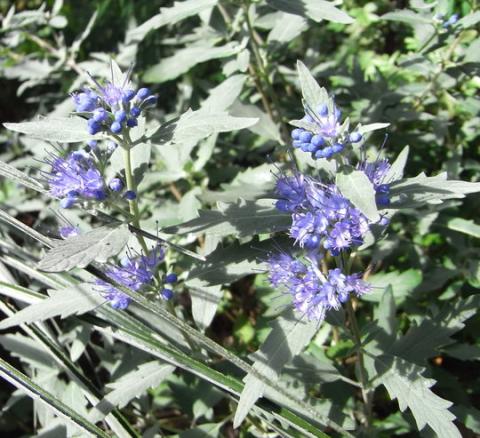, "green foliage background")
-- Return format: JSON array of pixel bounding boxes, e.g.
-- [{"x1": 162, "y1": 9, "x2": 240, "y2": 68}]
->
[{"x1": 0, "y1": 0, "x2": 479, "y2": 437}]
